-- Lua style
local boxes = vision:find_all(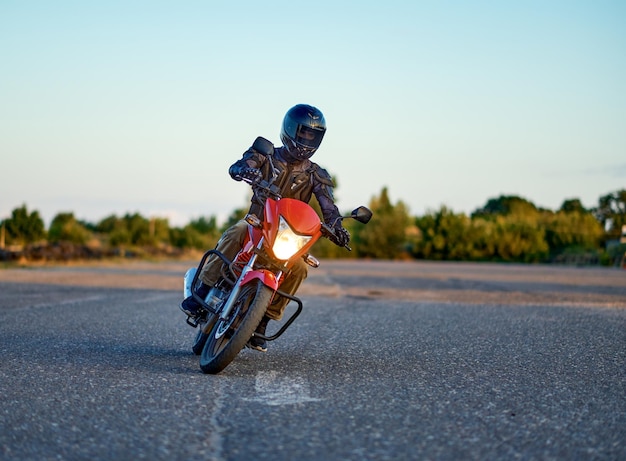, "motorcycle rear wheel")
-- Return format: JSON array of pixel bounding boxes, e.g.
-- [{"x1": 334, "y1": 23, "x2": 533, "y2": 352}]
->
[{"x1": 199, "y1": 281, "x2": 272, "y2": 374}]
